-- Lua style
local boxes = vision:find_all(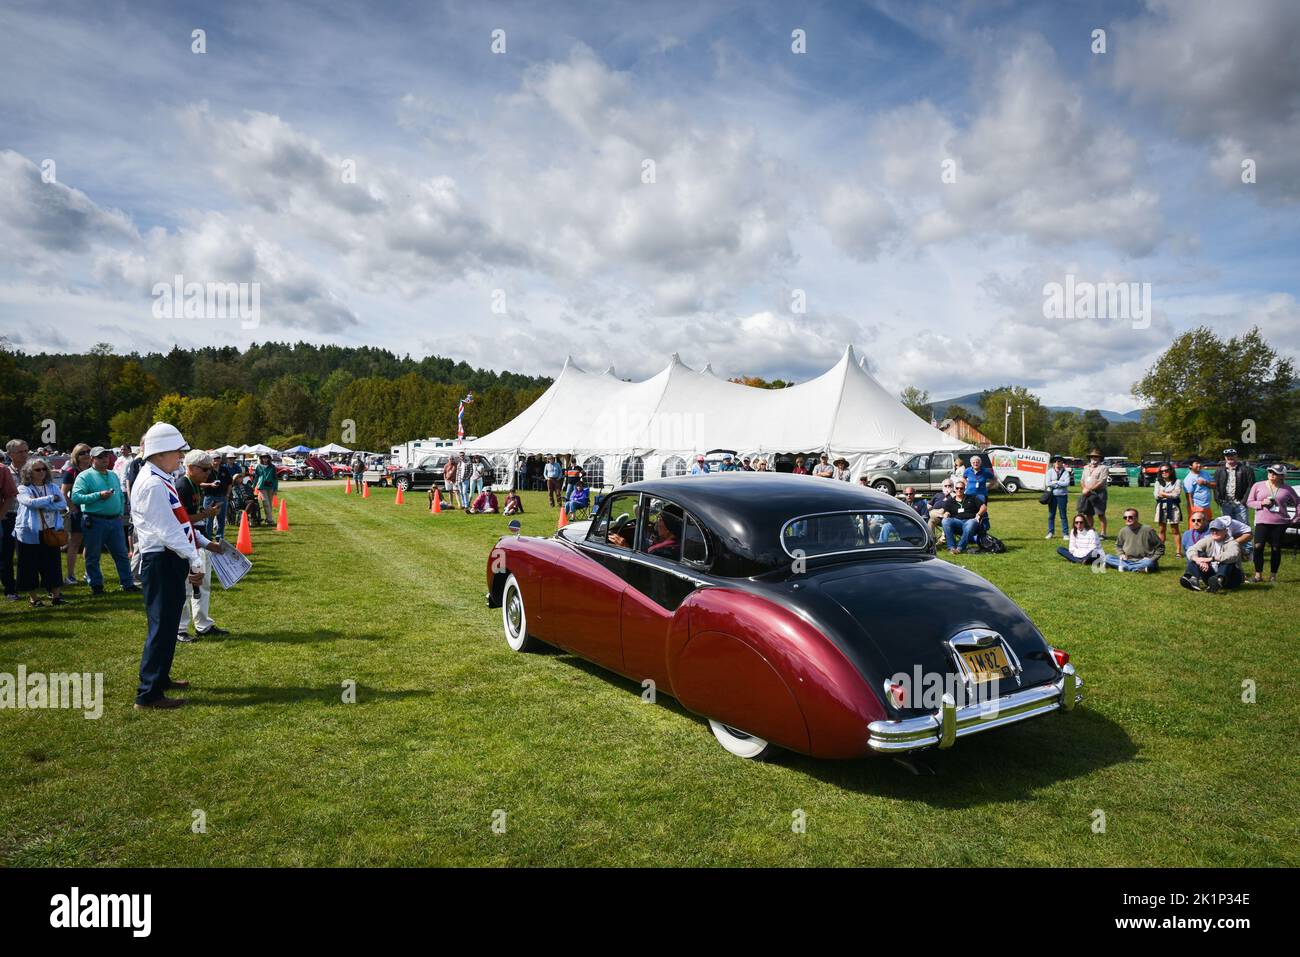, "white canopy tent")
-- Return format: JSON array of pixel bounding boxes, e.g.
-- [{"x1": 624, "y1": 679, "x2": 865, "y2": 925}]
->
[
  {"x1": 458, "y1": 346, "x2": 967, "y2": 487},
  {"x1": 312, "y1": 442, "x2": 353, "y2": 455}
]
